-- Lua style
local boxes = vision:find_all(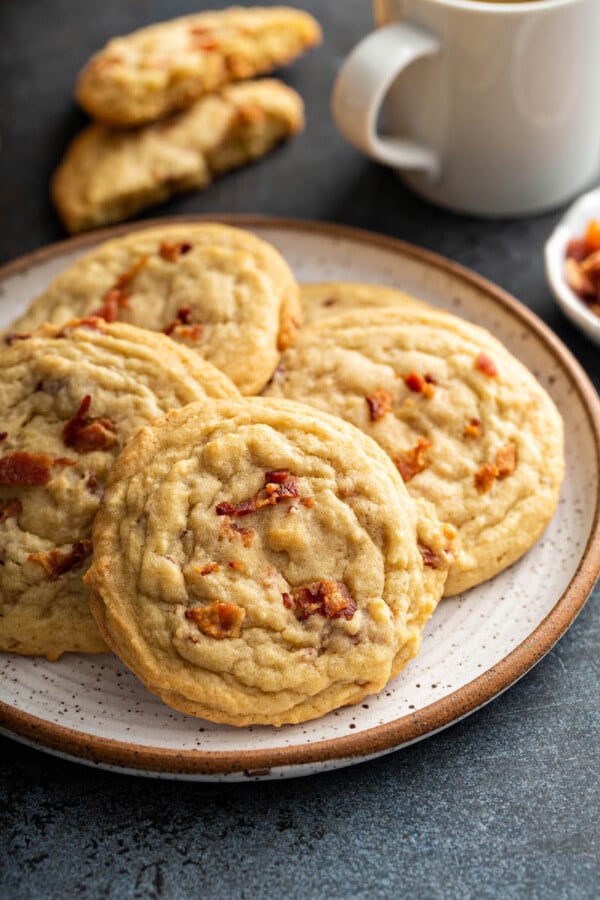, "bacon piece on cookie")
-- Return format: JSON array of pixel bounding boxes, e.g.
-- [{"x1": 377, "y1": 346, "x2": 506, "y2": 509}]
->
[
  {"x1": 394, "y1": 438, "x2": 431, "y2": 483},
  {"x1": 366, "y1": 389, "x2": 393, "y2": 422},
  {"x1": 290, "y1": 580, "x2": 356, "y2": 622},
  {"x1": 28, "y1": 540, "x2": 92, "y2": 580},
  {"x1": 185, "y1": 601, "x2": 245, "y2": 639}
]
